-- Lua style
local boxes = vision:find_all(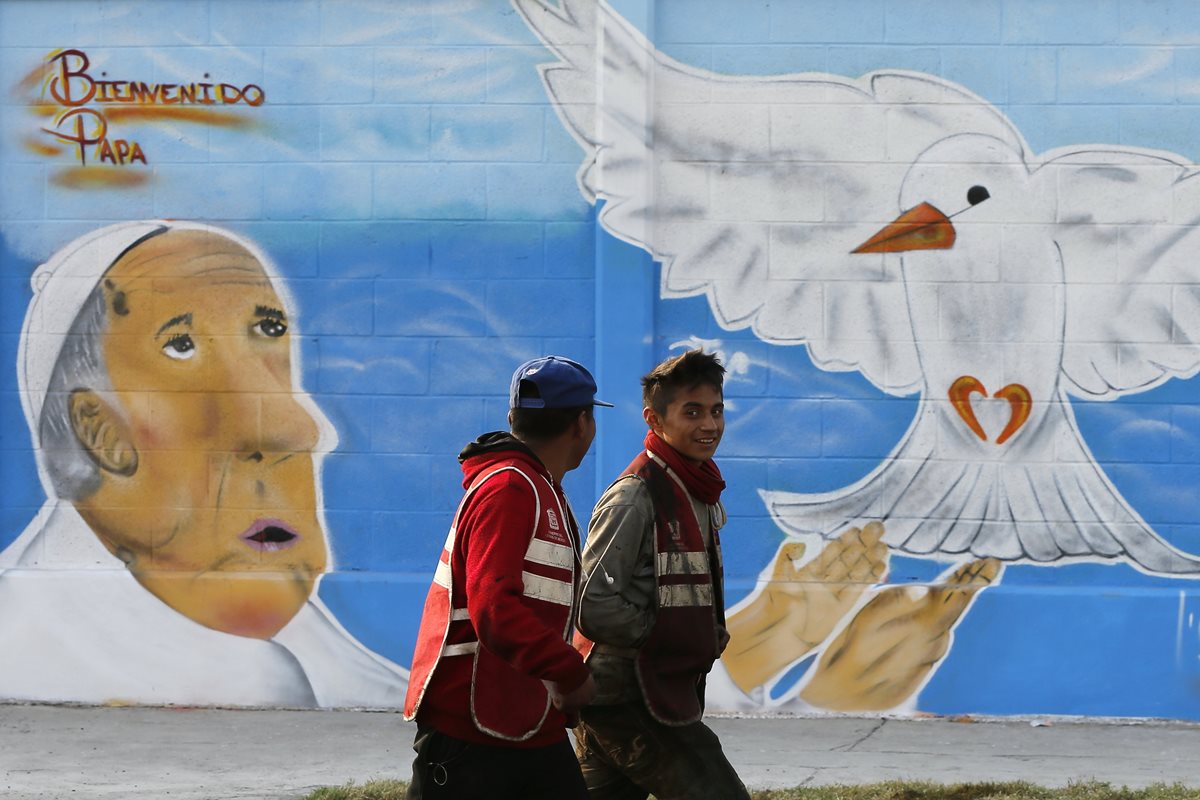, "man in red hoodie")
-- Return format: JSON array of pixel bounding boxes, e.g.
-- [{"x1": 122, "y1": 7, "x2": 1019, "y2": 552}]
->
[
  {"x1": 573, "y1": 349, "x2": 751, "y2": 800},
  {"x1": 404, "y1": 356, "x2": 609, "y2": 799}
]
